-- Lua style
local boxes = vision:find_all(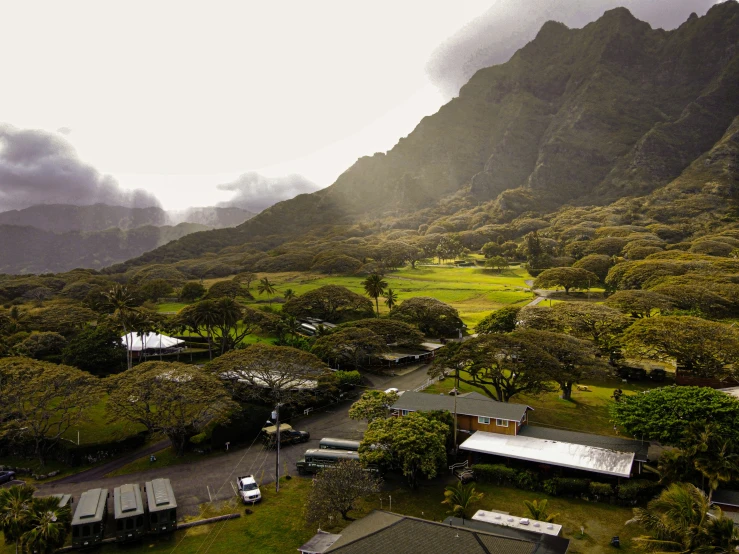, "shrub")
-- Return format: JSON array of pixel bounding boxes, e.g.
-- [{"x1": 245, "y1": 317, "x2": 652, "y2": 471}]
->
[
  {"x1": 471, "y1": 464, "x2": 538, "y2": 490},
  {"x1": 543, "y1": 477, "x2": 590, "y2": 496},
  {"x1": 617, "y1": 479, "x2": 661, "y2": 502},
  {"x1": 334, "y1": 370, "x2": 363, "y2": 387},
  {"x1": 589, "y1": 482, "x2": 613, "y2": 497}
]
